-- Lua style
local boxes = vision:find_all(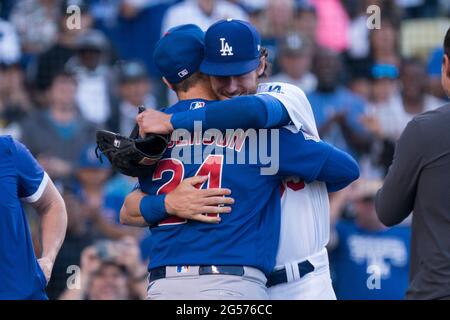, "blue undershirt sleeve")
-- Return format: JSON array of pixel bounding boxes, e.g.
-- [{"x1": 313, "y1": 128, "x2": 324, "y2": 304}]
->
[
  {"x1": 170, "y1": 95, "x2": 290, "y2": 131},
  {"x1": 139, "y1": 194, "x2": 169, "y2": 225}
]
